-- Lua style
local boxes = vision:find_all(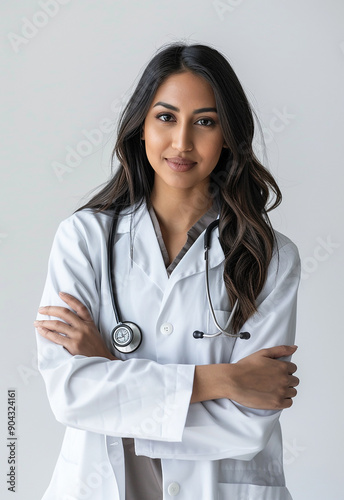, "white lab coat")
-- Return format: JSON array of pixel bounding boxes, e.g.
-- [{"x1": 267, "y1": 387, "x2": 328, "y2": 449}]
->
[{"x1": 36, "y1": 203, "x2": 300, "y2": 500}]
